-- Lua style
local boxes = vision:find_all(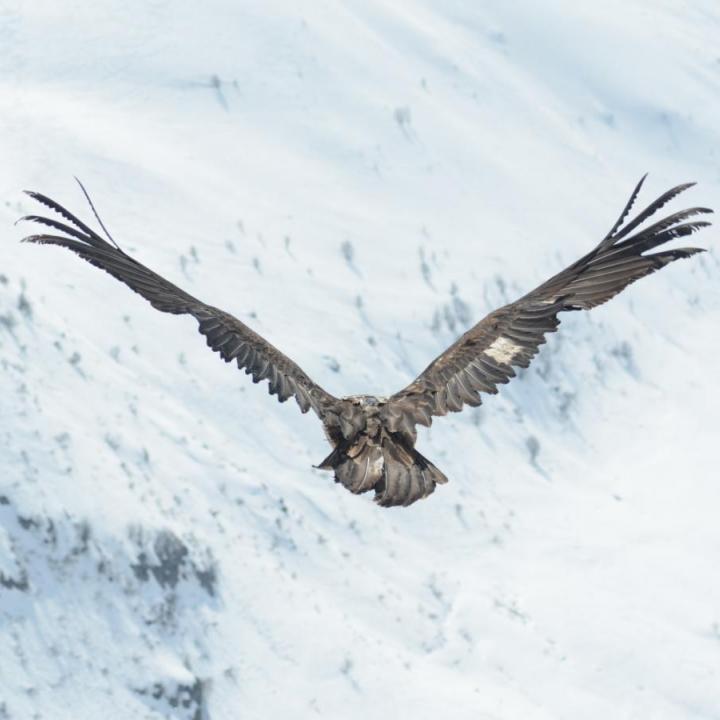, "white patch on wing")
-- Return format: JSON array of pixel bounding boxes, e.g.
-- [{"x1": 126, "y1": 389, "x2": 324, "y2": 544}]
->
[{"x1": 484, "y1": 335, "x2": 522, "y2": 364}]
